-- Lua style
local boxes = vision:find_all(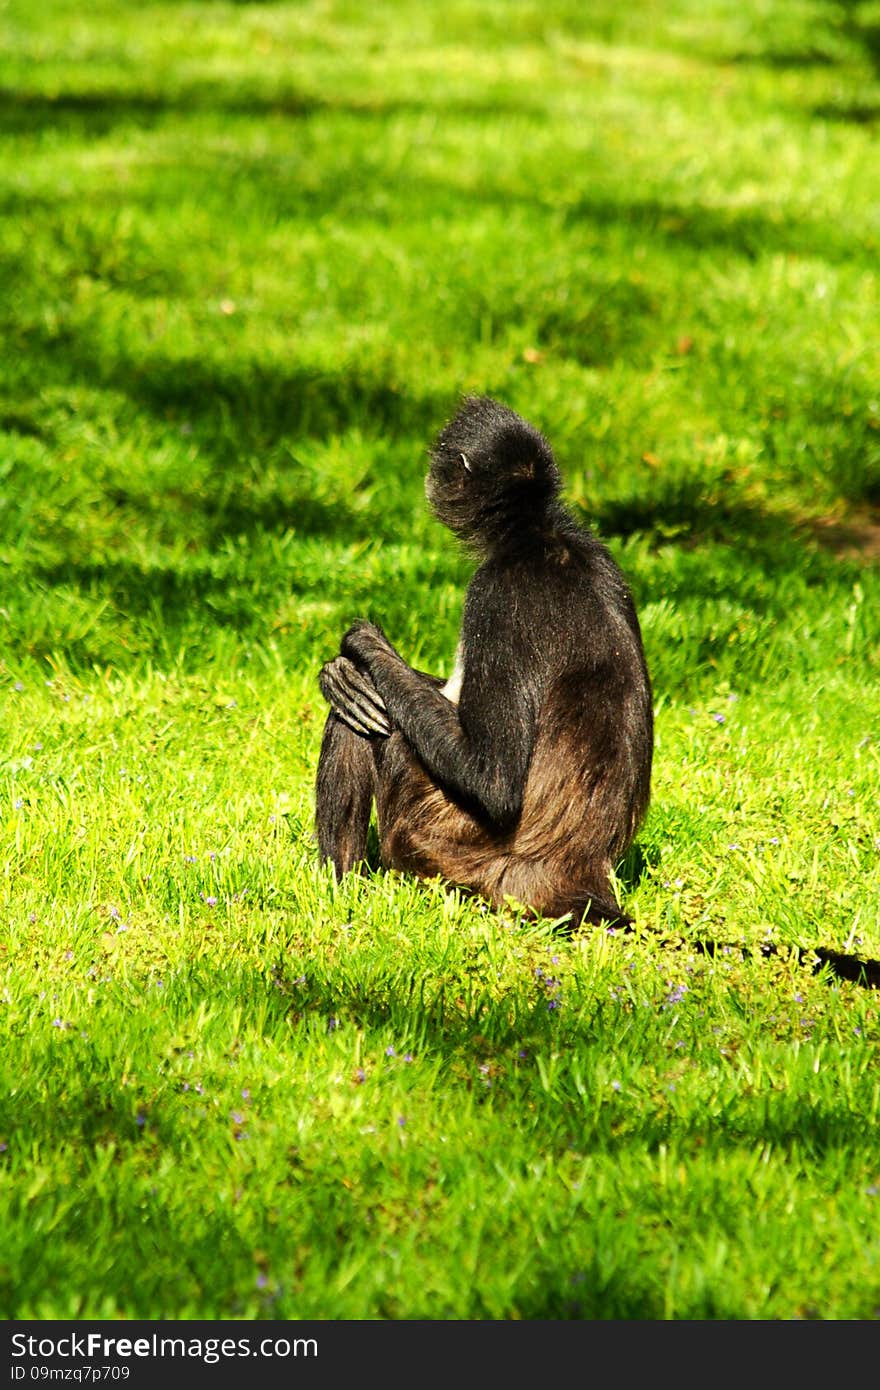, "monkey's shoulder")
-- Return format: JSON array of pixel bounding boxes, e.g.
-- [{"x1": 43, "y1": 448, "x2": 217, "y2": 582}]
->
[{"x1": 471, "y1": 529, "x2": 623, "y2": 601}]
